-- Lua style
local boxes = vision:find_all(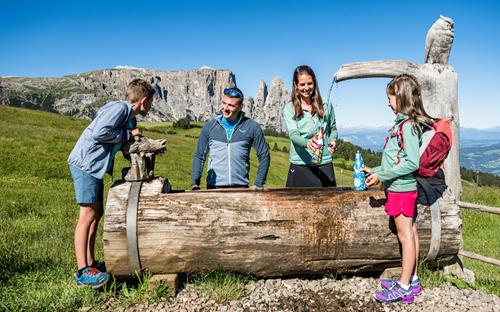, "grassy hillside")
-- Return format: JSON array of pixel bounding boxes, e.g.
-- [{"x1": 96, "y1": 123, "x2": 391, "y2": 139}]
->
[
  {"x1": 461, "y1": 183, "x2": 500, "y2": 295},
  {"x1": 0, "y1": 106, "x2": 498, "y2": 310}
]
